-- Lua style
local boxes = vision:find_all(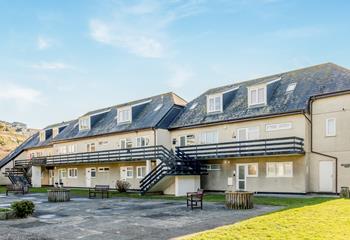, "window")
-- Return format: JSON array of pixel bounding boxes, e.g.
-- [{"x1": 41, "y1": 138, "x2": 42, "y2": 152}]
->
[
  {"x1": 286, "y1": 83, "x2": 297, "y2": 92},
  {"x1": 39, "y1": 131, "x2": 46, "y2": 142},
  {"x1": 136, "y1": 137, "x2": 150, "y2": 147},
  {"x1": 91, "y1": 168, "x2": 96, "y2": 178},
  {"x1": 67, "y1": 145, "x2": 77, "y2": 154},
  {"x1": 52, "y1": 128, "x2": 59, "y2": 138},
  {"x1": 326, "y1": 118, "x2": 336, "y2": 137},
  {"x1": 68, "y1": 168, "x2": 78, "y2": 178},
  {"x1": 199, "y1": 131, "x2": 218, "y2": 144},
  {"x1": 58, "y1": 169, "x2": 67, "y2": 179},
  {"x1": 266, "y1": 122, "x2": 292, "y2": 132},
  {"x1": 237, "y1": 127, "x2": 259, "y2": 141},
  {"x1": 179, "y1": 134, "x2": 195, "y2": 146},
  {"x1": 136, "y1": 166, "x2": 146, "y2": 178},
  {"x1": 266, "y1": 162, "x2": 293, "y2": 177},
  {"x1": 247, "y1": 163, "x2": 258, "y2": 177},
  {"x1": 120, "y1": 139, "x2": 133, "y2": 149},
  {"x1": 98, "y1": 167, "x2": 110, "y2": 173},
  {"x1": 79, "y1": 117, "x2": 90, "y2": 131},
  {"x1": 207, "y1": 94, "x2": 223, "y2": 113},
  {"x1": 205, "y1": 164, "x2": 221, "y2": 171},
  {"x1": 248, "y1": 86, "x2": 266, "y2": 106},
  {"x1": 118, "y1": 107, "x2": 132, "y2": 124},
  {"x1": 126, "y1": 167, "x2": 133, "y2": 178},
  {"x1": 99, "y1": 141, "x2": 109, "y2": 146}
]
